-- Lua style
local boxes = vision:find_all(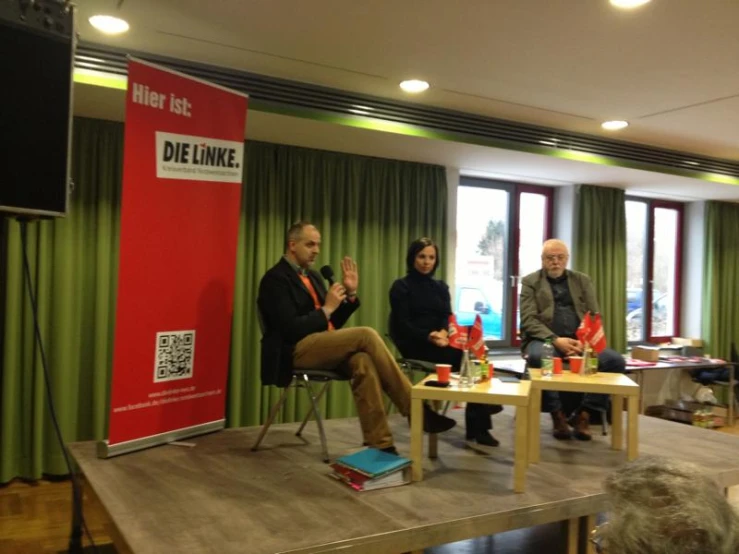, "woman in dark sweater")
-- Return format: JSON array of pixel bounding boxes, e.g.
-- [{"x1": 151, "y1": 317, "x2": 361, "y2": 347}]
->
[{"x1": 389, "y1": 237, "x2": 500, "y2": 447}]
